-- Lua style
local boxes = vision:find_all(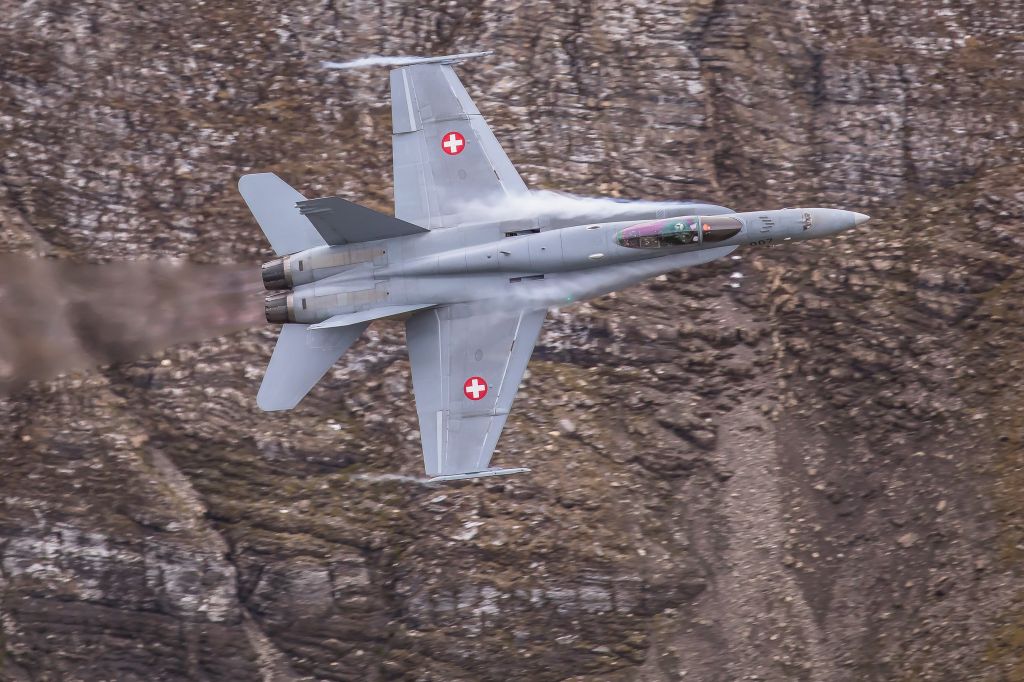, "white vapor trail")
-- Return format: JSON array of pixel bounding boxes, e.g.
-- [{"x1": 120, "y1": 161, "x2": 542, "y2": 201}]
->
[
  {"x1": 454, "y1": 190, "x2": 691, "y2": 223},
  {"x1": 322, "y1": 56, "x2": 427, "y2": 70}
]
